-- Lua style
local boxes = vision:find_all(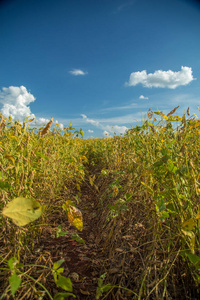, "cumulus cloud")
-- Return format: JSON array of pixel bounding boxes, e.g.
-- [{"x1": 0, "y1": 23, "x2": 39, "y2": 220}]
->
[
  {"x1": 0, "y1": 86, "x2": 36, "y2": 120},
  {"x1": 88, "y1": 129, "x2": 94, "y2": 133},
  {"x1": 55, "y1": 120, "x2": 64, "y2": 130},
  {"x1": 81, "y1": 114, "x2": 128, "y2": 135},
  {"x1": 69, "y1": 69, "x2": 88, "y2": 76},
  {"x1": 139, "y1": 95, "x2": 149, "y2": 100},
  {"x1": 126, "y1": 66, "x2": 194, "y2": 89},
  {"x1": 0, "y1": 85, "x2": 63, "y2": 128}
]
